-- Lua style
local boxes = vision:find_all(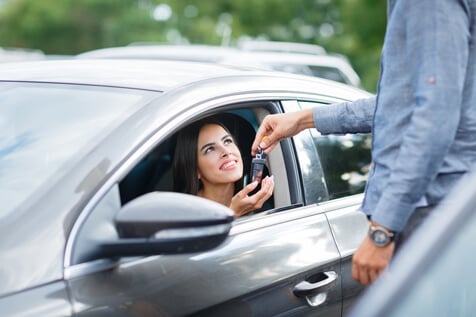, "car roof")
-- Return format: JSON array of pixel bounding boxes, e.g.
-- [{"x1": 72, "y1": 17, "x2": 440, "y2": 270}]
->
[
  {"x1": 0, "y1": 46, "x2": 45, "y2": 62},
  {"x1": 0, "y1": 58, "x2": 366, "y2": 97},
  {"x1": 221, "y1": 50, "x2": 354, "y2": 68},
  {"x1": 77, "y1": 44, "x2": 239, "y2": 63},
  {"x1": 0, "y1": 58, "x2": 257, "y2": 91},
  {"x1": 220, "y1": 51, "x2": 361, "y2": 86},
  {"x1": 237, "y1": 40, "x2": 327, "y2": 55},
  {"x1": 76, "y1": 44, "x2": 361, "y2": 87}
]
